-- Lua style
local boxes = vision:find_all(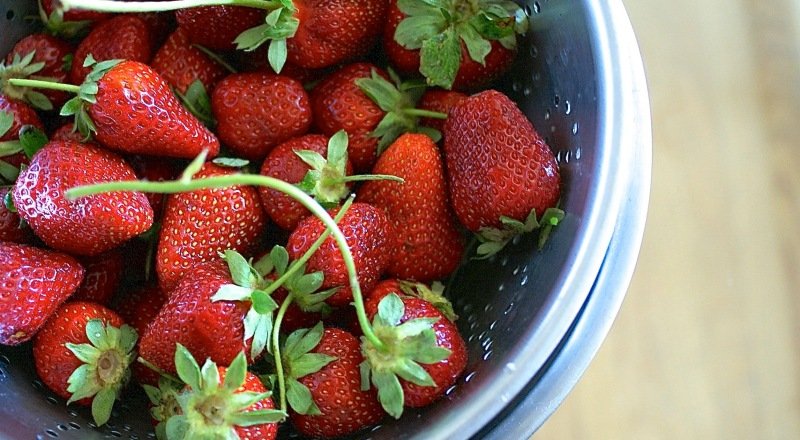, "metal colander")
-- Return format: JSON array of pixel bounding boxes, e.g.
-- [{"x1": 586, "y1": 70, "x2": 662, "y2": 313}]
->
[{"x1": 0, "y1": 0, "x2": 651, "y2": 439}]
